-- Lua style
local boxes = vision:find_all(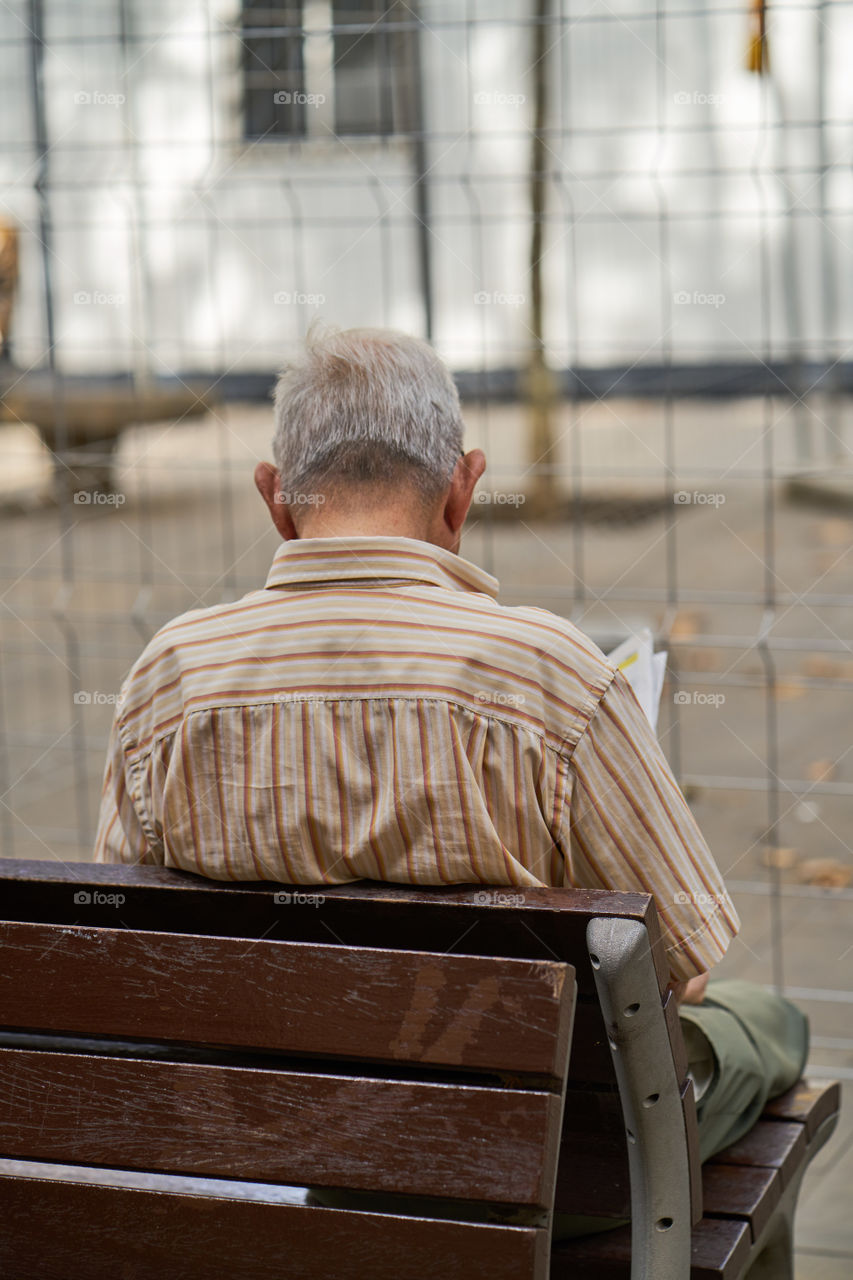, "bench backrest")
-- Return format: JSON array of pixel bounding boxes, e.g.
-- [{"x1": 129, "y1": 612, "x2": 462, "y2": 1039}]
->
[{"x1": 0, "y1": 861, "x2": 700, "y2": 1279}]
